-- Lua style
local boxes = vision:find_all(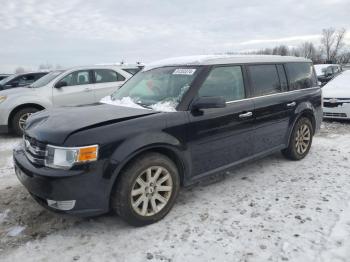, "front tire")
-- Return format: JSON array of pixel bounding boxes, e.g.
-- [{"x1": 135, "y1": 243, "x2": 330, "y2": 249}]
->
[
  {"x1": 11, "y1": 107, "x2": 39, "y2": 136},
  {"x1": 111, "y1": 152, "x2": 180, "y2": 226},
  {"x1": 282, "y1": 117, "x2": 313, "y2": 160}
]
